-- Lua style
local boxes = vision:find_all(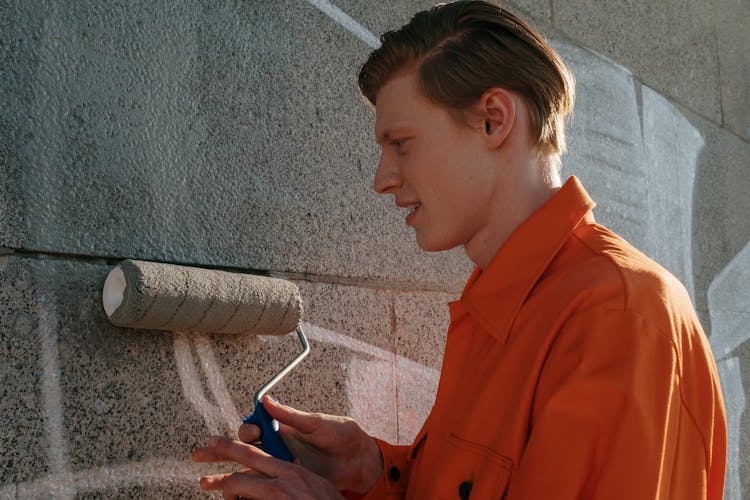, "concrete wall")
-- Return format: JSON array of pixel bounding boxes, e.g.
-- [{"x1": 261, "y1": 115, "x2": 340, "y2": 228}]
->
[{"x1": 1, "y1": 0, "x2": 747, "y2": 498}]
